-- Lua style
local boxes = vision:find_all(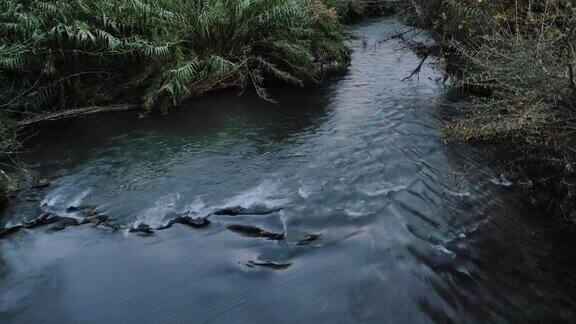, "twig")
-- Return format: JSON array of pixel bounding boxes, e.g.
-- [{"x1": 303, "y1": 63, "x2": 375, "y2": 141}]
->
[
  {"x1": 402, "y1": 52, "x2": 429, "y2": 81},
  {"x1": 17, "y1": 104, "x2": 139, "y2": 127}
]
